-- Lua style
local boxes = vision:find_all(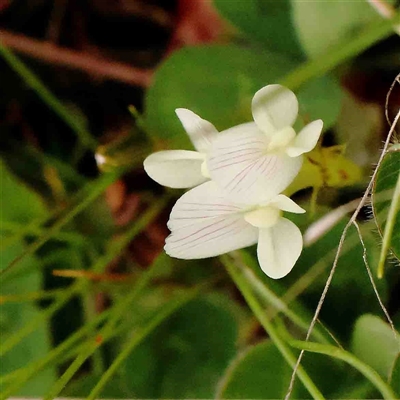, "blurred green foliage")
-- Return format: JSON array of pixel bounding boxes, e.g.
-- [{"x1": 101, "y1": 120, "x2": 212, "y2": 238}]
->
[{"x1": 0, "y1": 0, "x2": 399, "y2": 399}]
